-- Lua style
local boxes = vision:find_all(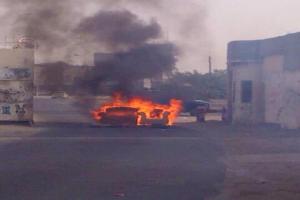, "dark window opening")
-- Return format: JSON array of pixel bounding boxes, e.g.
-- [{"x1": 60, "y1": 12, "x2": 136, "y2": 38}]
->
[{"x1": 241, "y1": 80, "x2": 252, "y2": 103}]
